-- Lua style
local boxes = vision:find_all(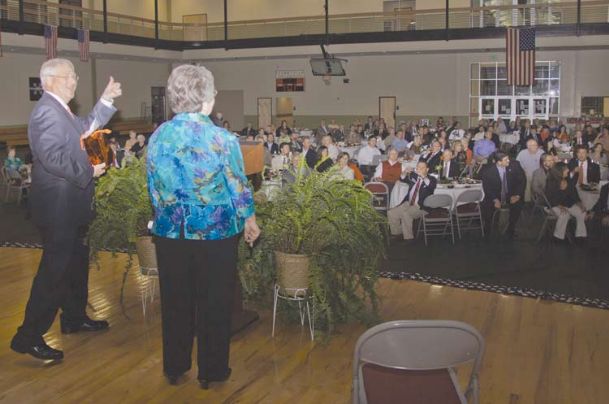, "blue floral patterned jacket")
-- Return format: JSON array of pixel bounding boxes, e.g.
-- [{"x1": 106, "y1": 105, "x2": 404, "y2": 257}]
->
[{"x1": 146, "y1": 113, "x2": 255, "y2": 240}]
